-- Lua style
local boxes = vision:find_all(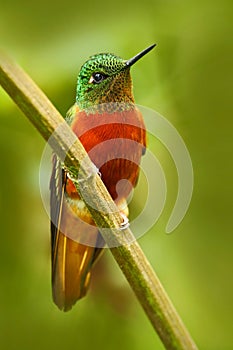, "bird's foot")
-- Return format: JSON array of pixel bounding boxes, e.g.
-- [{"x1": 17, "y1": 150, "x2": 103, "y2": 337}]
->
[
  {"x1": 65, "y1": 164, "x2": 101, "y2": 185},
  {"x1": 119, "y1": 213, "x2": 130, "y2": 230}
]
